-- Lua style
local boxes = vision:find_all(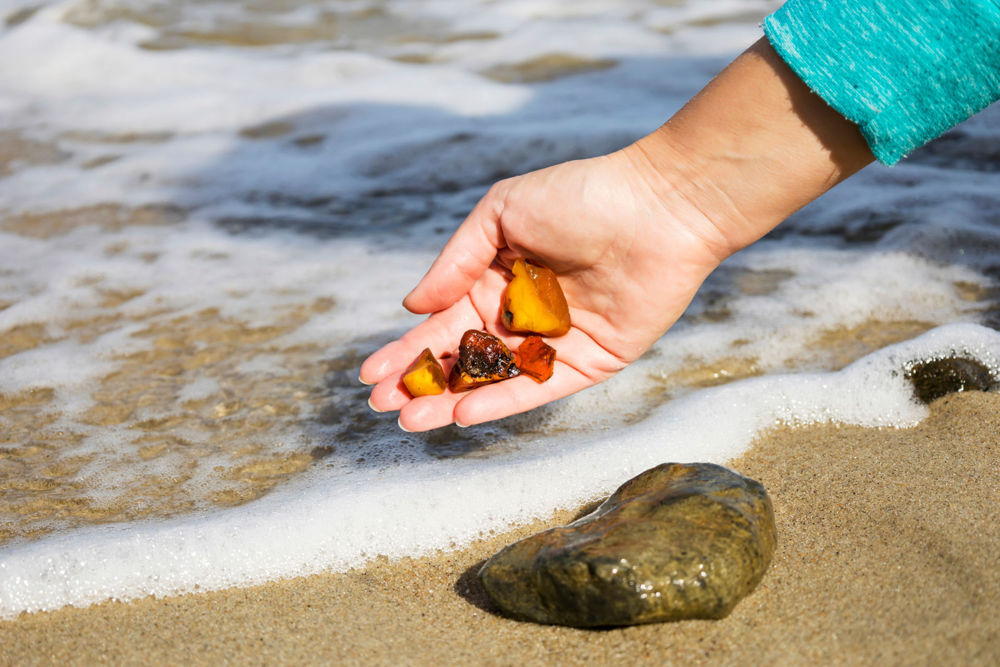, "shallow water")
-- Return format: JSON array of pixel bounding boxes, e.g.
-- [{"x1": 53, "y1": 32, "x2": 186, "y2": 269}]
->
[{"x1": 1, "y1": 0, "x2": 998, "y2": 616}]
